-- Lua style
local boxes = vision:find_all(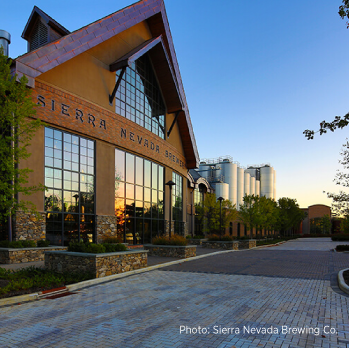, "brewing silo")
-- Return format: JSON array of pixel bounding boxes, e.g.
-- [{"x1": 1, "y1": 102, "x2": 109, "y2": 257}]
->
[
  {"x1": 255, "y1": 180, "x2": 260, "y2": 196},
  {"x1": 213, "y1": 182, "x2": 229, "y2": 200},
  {"x1": 250, "y1": 176, "x2": 256, "y2": 196},
  {"x1": 244, "y1": 171, "x2": 250, "y2": 196},
  {"x1": 198, "y1": 161, "x2": 210, "y2": 181},
  {"x1": 237, "y1": 167, "x2": 244, "y2": 209},
  {"x1": 260, "y1": 166, "x2": 274, "y2": 199},
  {"x1": 221, "y1": 159, "x2": 237, "y2": 205}
]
